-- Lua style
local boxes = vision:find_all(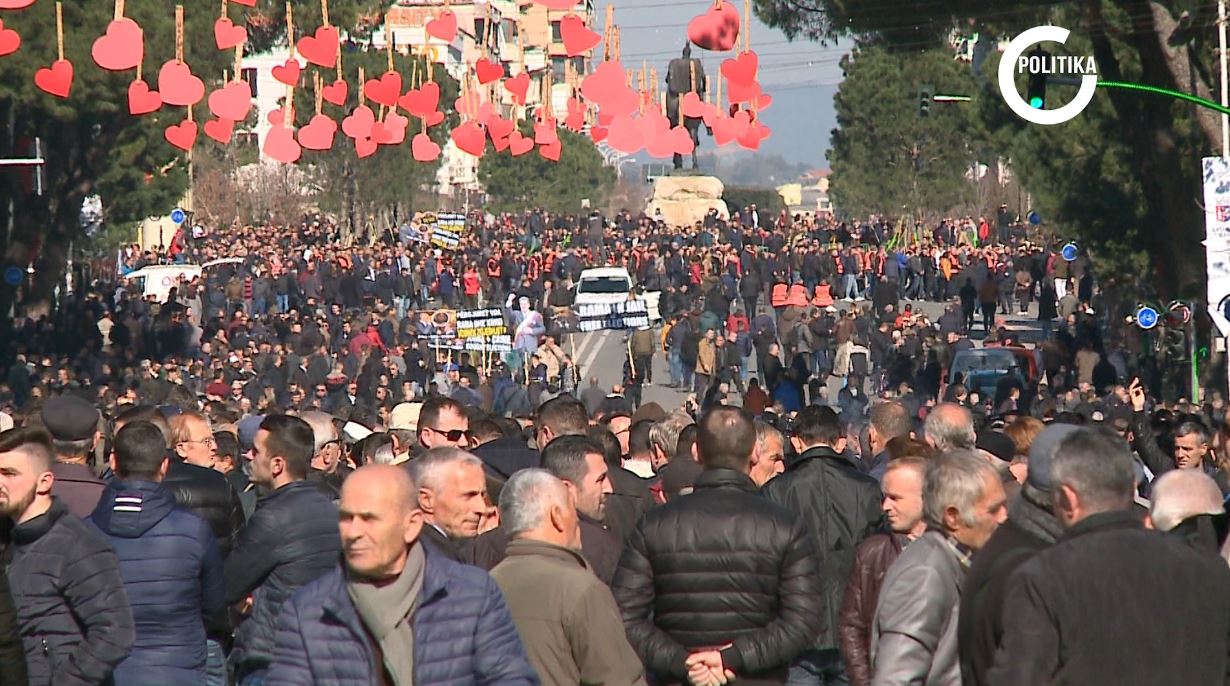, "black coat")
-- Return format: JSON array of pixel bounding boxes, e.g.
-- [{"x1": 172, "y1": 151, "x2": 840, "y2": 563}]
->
[
  {"x1": 957, "y1": 492, "x2": 1061, "y2": 686},
  {"x1": 224, "y1": 481, "x2": 340, "y2": 672},
  {"x1": 988, "y1": 510, "x2": 1230, "y2": 686},
  {"x1": 4, "y1": 498, "x2": 134, "y2": 686},
  {"x1": 163, "y1": 458, "x2": 246, "y2": 558},
  {"x1": 760, "y1": 446, "x2": 883, "y2": 651},
  {"x1": 613, "y1": 468, "x2": 823, "y2": 684},
  {"x1": 0, "y1": 562, "x2": 25, "y2": 686},
  {"x1": 604, "y1": 465, "x2": 654, "y2": 545}
]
